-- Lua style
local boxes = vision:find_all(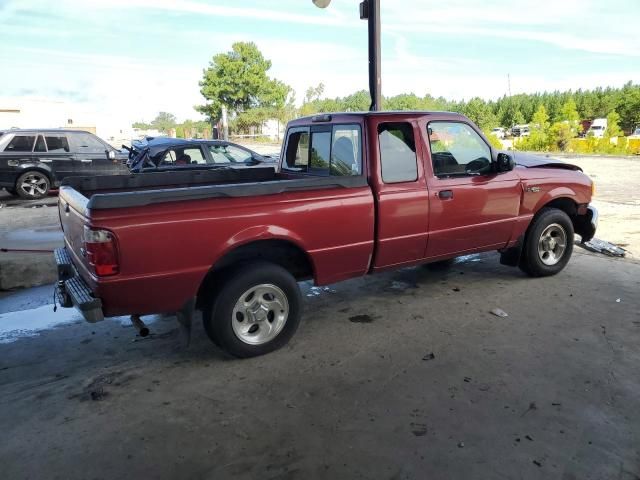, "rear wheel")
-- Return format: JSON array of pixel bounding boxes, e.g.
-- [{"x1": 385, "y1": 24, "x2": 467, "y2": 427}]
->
[
  {"x1": 203, "y1": 261, "x2": 302, "y2": 358},
  {"x1": 15, "y1": 171, "x2": 50, "y2": 199},
  {"x1": 520, "y1": 208, "x2": 574, "y2": 277}
]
